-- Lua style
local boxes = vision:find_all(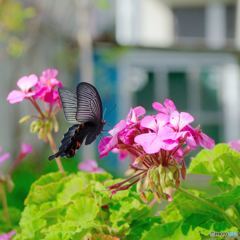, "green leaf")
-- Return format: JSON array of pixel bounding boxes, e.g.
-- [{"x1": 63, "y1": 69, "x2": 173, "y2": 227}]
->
[
  {"x1": 16, "y1": 172, "x2": 154, "y2": 239},
  {"x1": 65, "y1": 197, "x2": 99, "y2": 225},
  {"x1": 126, "y1": 217, "x2": 162, "y2": 240},
  {"x1": 189, "y1": 144, "x2": 240, "y2": 189},
  {"x1": 211, "y1": 186, "x2": 240, "y2": 209},
  {"x1": 141, "y1": 221, "x2": 181, "y2": 240}
]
